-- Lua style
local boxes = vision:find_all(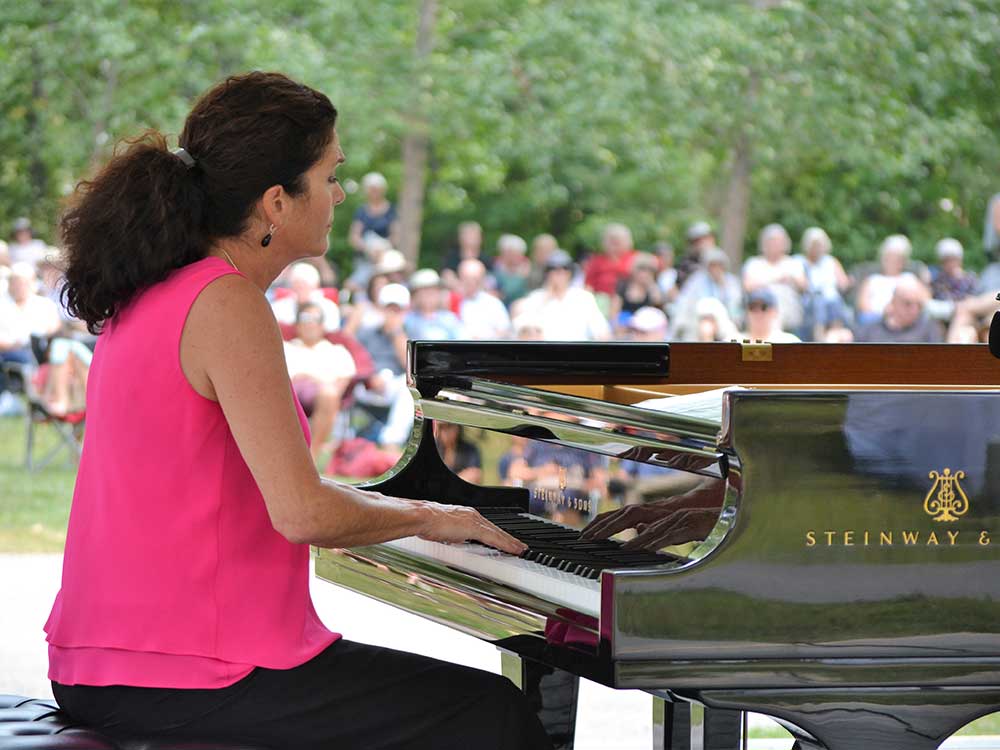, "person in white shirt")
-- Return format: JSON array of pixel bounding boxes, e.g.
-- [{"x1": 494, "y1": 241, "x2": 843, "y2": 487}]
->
[
  {"x1": 458, "y1": 259, "x2": 511, "y2": 339},
  {"x1": 742, "y1": 224, "x2": 807, "y2": 331},
  {"x1": 0, "y1": 262, "x2": 61, "y2": 410},
  {"x1": 515, "y1": 251, "x2": 610, "y2": 341},
  {"x1": 283, "y1": 302, "x2": 357, "y2": 461},
  {"x1": 5, "y1": 218, "x2": 52, "y2": 271},
  {"x1": 740, "y1": 287, "x2": 801, "y2": 343},
  {"x1": 270, "y1": 262, "x2": 341, "y2": 332}
]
